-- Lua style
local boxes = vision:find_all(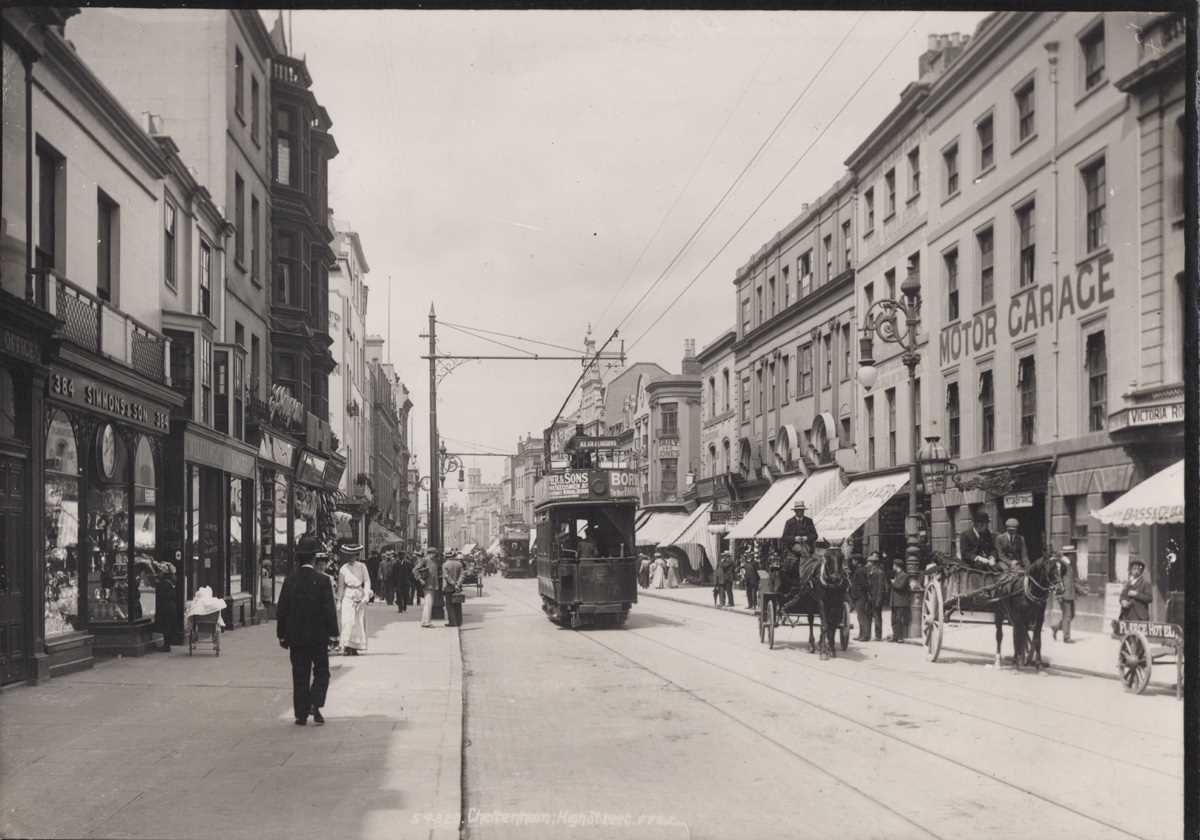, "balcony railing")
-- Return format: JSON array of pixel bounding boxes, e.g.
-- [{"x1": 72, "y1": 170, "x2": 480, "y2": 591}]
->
[
  {"x1": 1137, "y1": 12, "x2": 1184, "y2": 62},
  {"x1": 29, "y1": 268, "x2": 169, "y2": 384},
  {"x1": 272, "y1": 54, "x2": 312, "y2": 88}
]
